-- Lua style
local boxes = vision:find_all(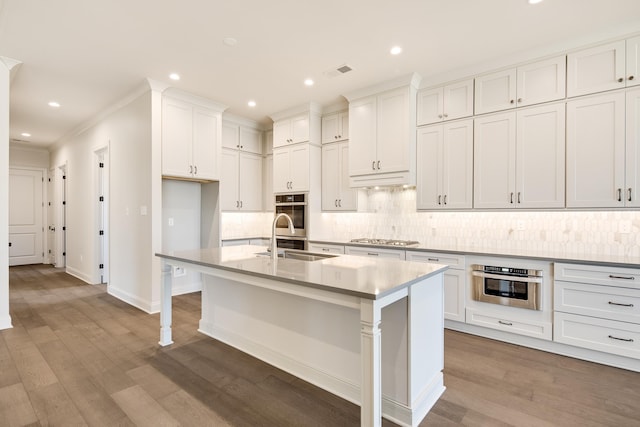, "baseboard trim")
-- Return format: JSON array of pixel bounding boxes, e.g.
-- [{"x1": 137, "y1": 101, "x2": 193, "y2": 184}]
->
[
  {"x1": 107, "y1": 285, "x2": 153, "y2": 314},
  {"x1": 0, "y1": 315, "x2": 13, "y2": 330},
  {"x1": 65, "y1": 266, "x2": 93, "y2": 284}
]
